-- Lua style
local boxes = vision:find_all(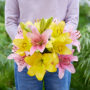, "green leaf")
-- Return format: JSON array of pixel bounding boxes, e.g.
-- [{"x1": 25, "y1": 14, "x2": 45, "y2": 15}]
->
[
  {"x1": 40, "y1": 18, "x2": 46, "y2": 33},
  {"x1": 40, "y1": 17, "x2": 53, "y2": 33},
  {"x1": 45, "y1": 17, "x2": 53, "y2": 30}
]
